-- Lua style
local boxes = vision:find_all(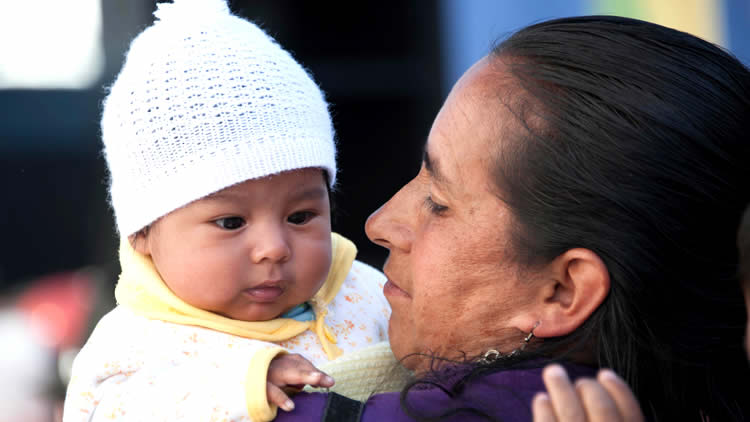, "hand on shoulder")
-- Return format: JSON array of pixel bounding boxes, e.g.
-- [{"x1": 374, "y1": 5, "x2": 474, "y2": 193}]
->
[{"x1": 532, "y1": 364, "x2": 644, "y2": 422}]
